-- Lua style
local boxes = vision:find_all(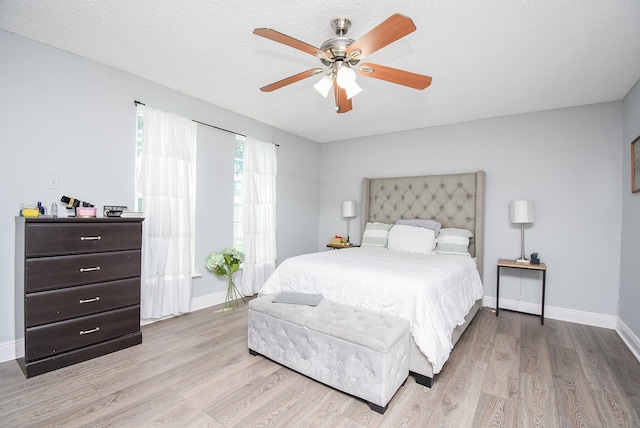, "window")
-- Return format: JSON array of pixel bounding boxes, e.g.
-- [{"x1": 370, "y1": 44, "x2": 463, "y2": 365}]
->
[{"x1": 233, "y1": 135, "x2": 245, "y2": 251}]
